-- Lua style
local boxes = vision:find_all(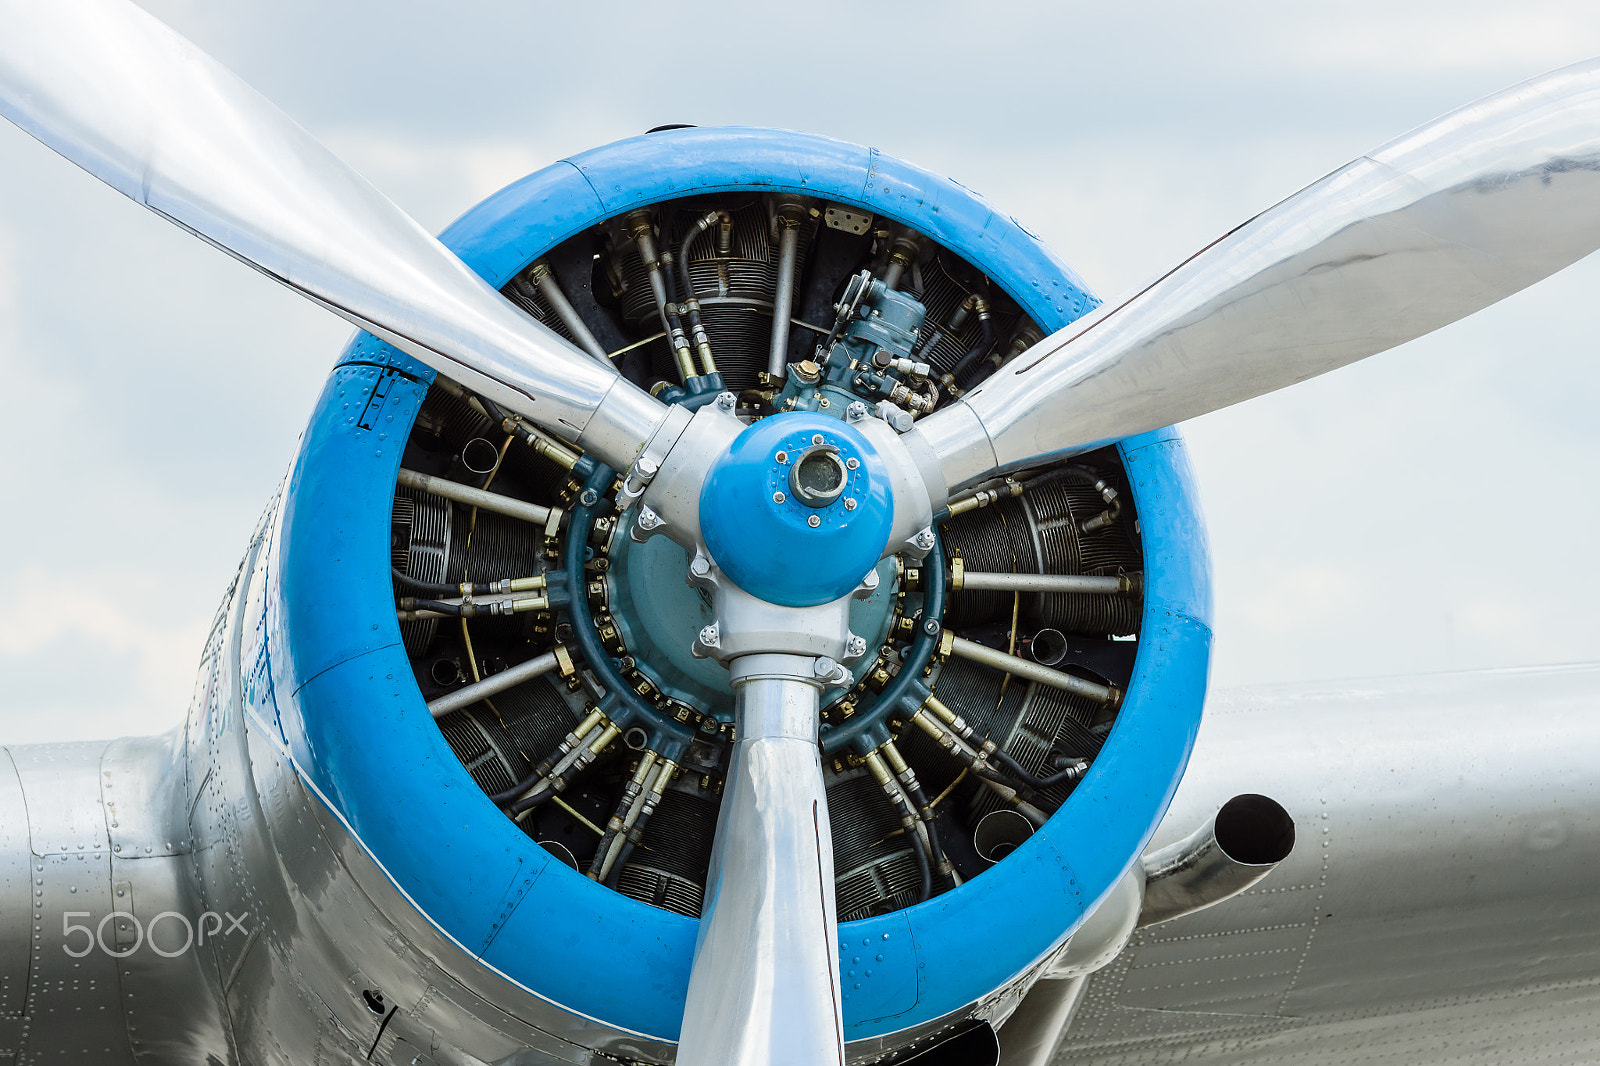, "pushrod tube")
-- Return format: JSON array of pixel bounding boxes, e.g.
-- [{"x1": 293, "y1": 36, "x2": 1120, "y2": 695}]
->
[
  {"x1": 954, "y1": 570, "x2": 1139, "y2": 595},
  {"x1": 946, "y1": 633, "x2": 1117, "y2": 703},
  {"x1": 425, "y1": 648, "x2": 562, "y2": 718},
  {"x1": 397, "y1": 469, "x2": 557, "y2": 526},
  {"x1": 767, "y1": 222, "x2": 802, "y2": 378},
  {"x1": 528, "y1": 261, "x2": 611, "y2": 365}
]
